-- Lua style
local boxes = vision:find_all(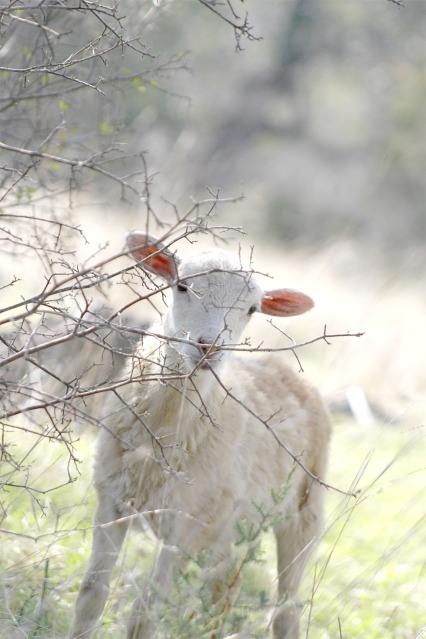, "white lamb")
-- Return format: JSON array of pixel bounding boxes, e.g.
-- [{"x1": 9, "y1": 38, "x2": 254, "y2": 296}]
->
[{"x1": 69, "y1": 232, "x2": 332, "y2": 639}]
